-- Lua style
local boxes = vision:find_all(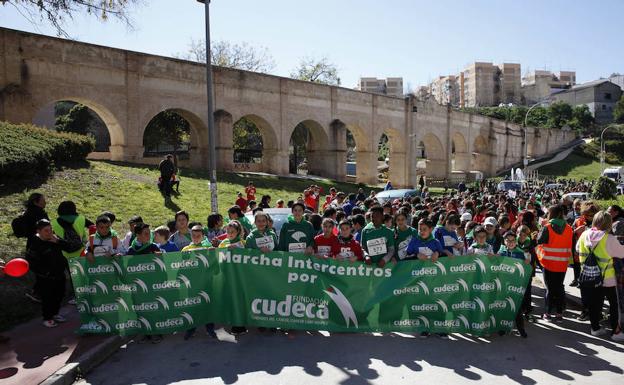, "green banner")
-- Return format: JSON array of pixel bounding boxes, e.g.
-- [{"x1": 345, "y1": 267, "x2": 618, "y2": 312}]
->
[{"x1": 70, "y1": 249, "x2": 532, "y2": 336}]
